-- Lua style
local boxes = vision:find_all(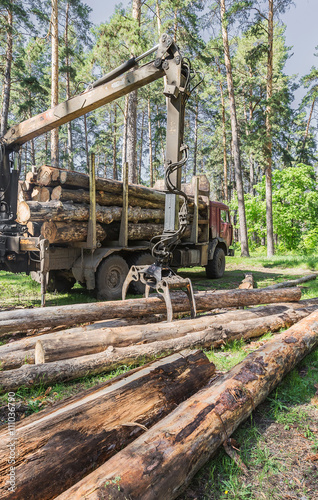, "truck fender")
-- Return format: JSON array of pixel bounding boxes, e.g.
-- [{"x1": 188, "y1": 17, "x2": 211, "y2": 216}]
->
[
  {"x1": 72, "y1": 247, "x2": 121, "y2": 290},
  {"x1": 208, "y1": 237, "x2": 227, "y2": 261},
  {"x1": 72, "y1": 246, "x2": 149, "y2": 290}
]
